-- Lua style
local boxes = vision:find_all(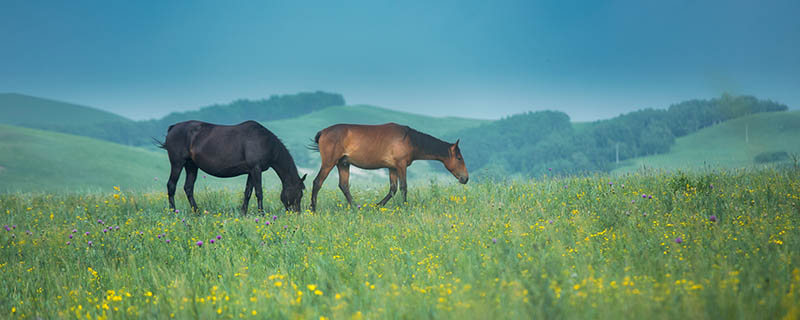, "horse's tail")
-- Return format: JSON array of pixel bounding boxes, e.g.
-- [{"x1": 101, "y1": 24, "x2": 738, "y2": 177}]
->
[
  {"x1": 152, "y1": 137, "x2": 167, "y2": 149},
  {"x1": 152, "y1": 124, "x2": 176, "y2": 149},
  {"x1": 306, "y1": 131, "x2": 322, "y2": 152}
]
